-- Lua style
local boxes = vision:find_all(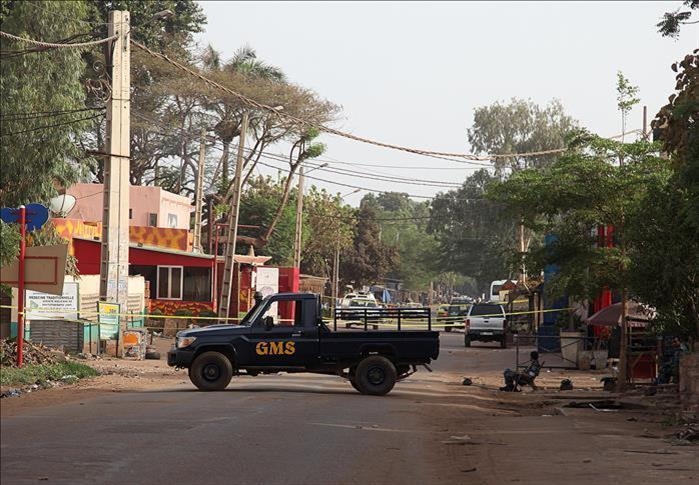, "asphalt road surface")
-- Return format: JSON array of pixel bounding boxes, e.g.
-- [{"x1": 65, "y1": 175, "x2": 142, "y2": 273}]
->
[
  {"x1": 2, "y1": 334, "x2": 697, "y2": 485},
  {"x1": 0, "y1": 333, "x2": 482, "y2": 485}
]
